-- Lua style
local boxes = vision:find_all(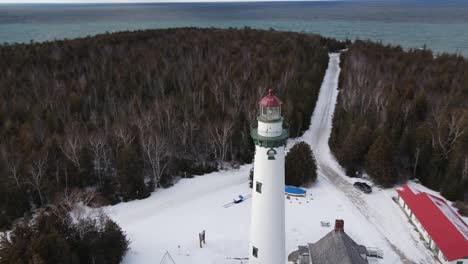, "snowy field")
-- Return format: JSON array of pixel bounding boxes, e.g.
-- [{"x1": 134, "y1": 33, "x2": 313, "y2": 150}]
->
[{"x1": 106, "y1": 53, "x2": 466, "y2": 264}]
